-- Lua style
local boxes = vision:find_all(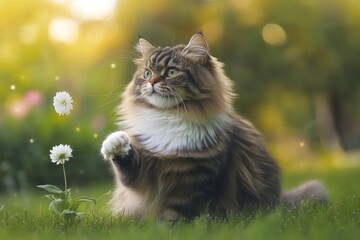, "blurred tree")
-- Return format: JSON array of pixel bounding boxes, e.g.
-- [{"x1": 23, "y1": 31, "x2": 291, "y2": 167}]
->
[{"x1": 1, "y1": 0, "x2": 360, "y2": 191}]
